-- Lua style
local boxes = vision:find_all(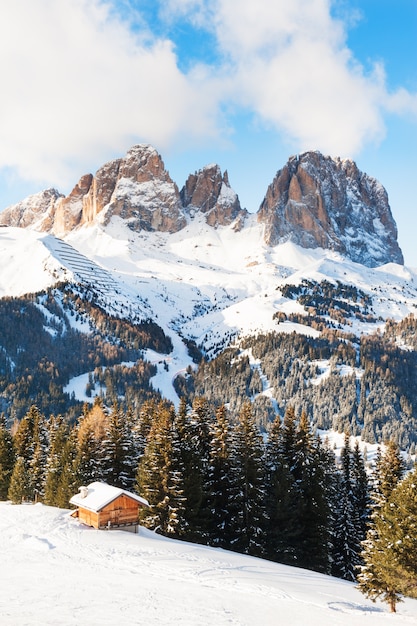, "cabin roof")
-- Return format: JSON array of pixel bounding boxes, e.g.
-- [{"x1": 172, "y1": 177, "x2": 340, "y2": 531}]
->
[{"x1": 69, "y1": 481, "x2": 149, "y2": 513}]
